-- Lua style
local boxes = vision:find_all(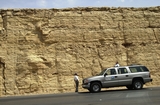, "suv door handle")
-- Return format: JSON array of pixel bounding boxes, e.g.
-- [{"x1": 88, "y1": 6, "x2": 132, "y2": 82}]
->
[
  {"x1": 126, "y1": 75, "x2": 129, "y2": 77},
  {"x1": 115, "y1": 76, "x2": 118, "y2": 78}
]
